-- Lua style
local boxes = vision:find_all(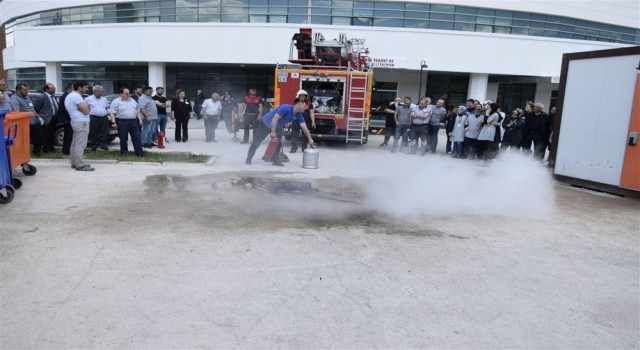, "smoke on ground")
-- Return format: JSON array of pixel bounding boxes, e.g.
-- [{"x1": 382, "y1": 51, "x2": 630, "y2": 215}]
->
[{"x1": 361, "y1": 152, "x2": 555, "y2": 221}]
